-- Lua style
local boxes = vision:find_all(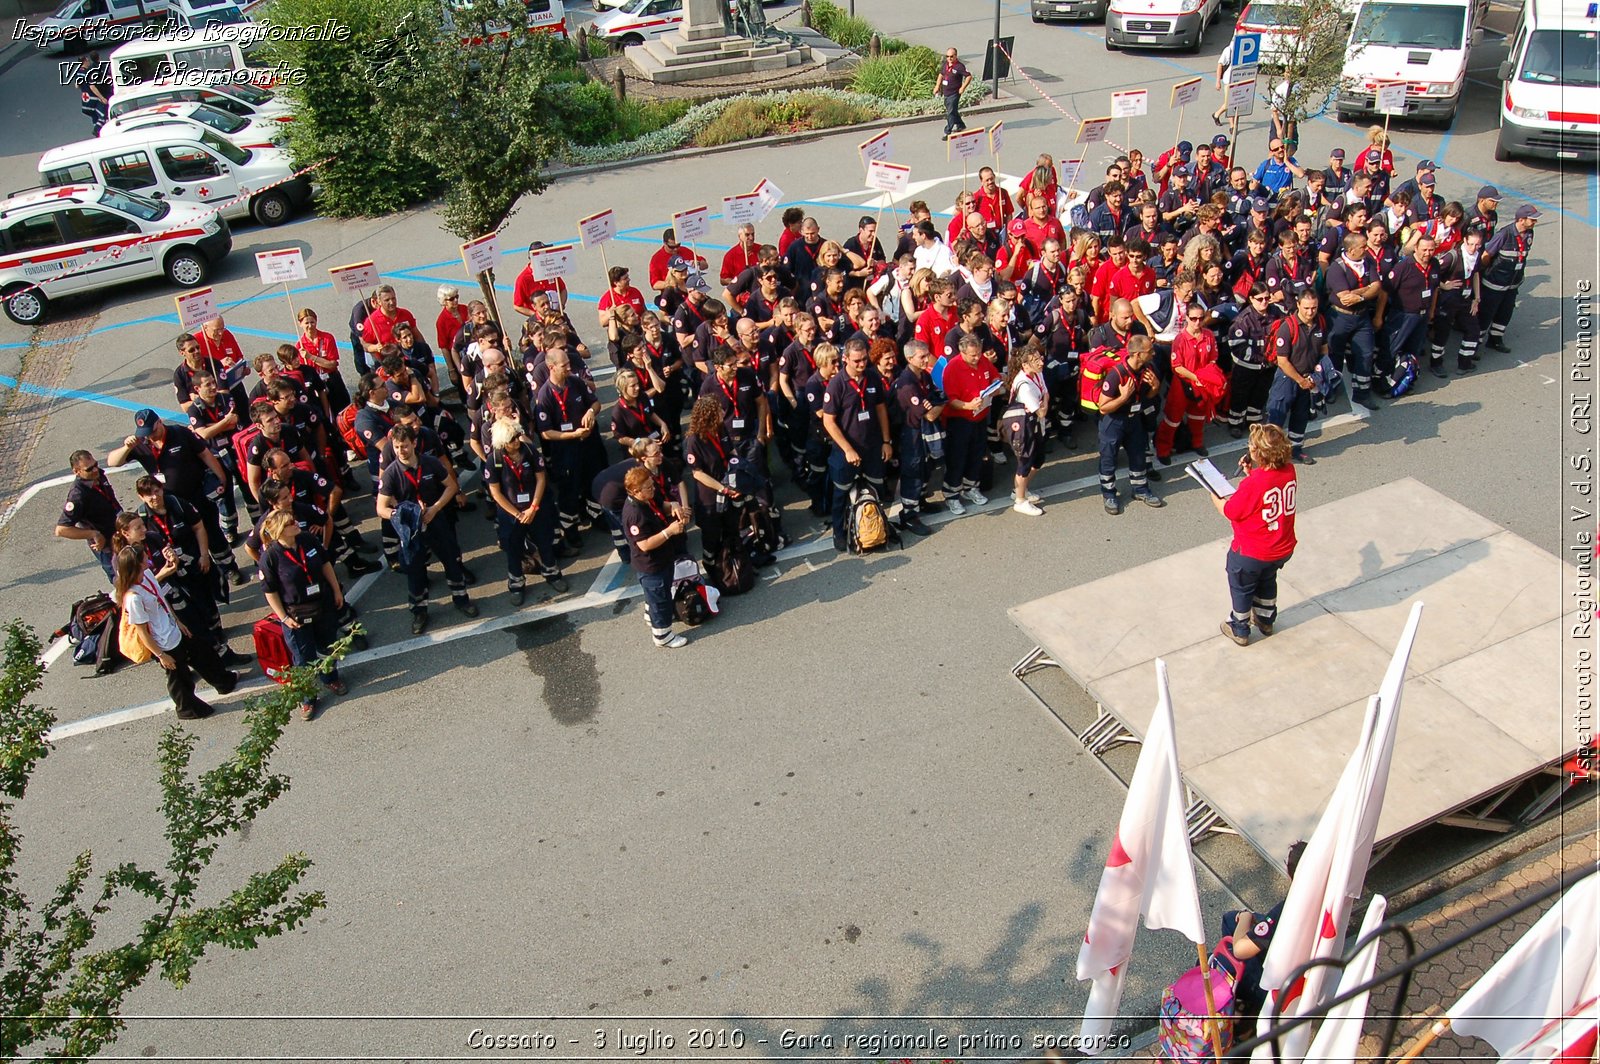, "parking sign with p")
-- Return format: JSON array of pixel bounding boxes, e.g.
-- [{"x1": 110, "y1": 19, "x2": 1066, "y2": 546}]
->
[{"x1": 1231, "y1": 32, "x2": 1261, "y2": 70}]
